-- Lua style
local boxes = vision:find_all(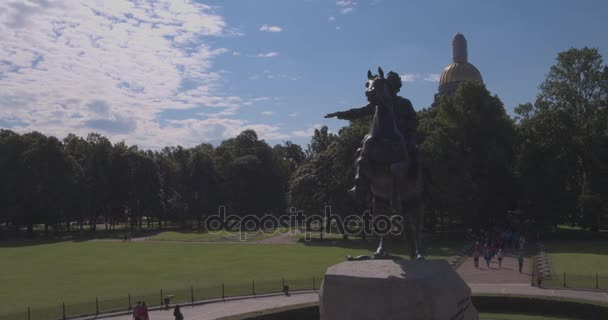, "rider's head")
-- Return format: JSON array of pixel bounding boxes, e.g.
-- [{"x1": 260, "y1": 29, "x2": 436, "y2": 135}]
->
[{"x1": 386, "y1": 71, "x2": 402, "y2": 94}]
